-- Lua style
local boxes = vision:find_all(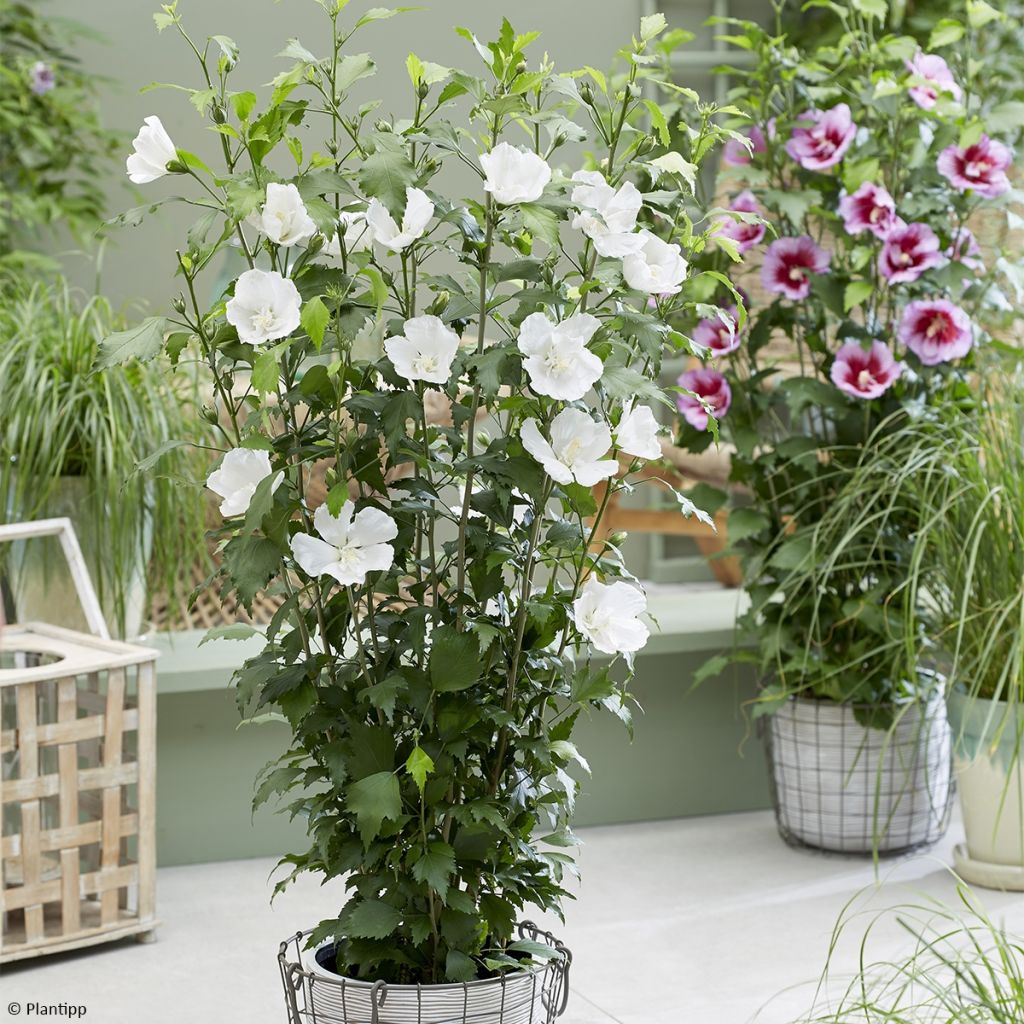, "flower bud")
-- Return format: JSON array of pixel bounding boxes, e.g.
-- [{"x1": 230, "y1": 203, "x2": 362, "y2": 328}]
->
[
  {"x1": 580, "y1": 82, "x2": 594, "y2": 105},
  {"x1": 374, "y1": 118, "x2": 392, "y2": 133},
  {"x1": 165, "y1": 159, "x2": 187, "y2": 174},
  {"x1": 211, "y1": 104, "x2": 227, "y2": 125},
  {"x1": 553, "y1": 131, "x2": 568, "y2": 148},
  {"x1": 417, "y1": 81, "x2": 430, "y2": 100},
  {"x1": 514, "y1": 59, "x2": 528, "y2": 76},
  {"x1": 609, "y1": 531, "x2": 628, "y2": 547},
  {"x1": 636, "y1": 134, "x2": 655, "y2": 155},
  {"x1": 201, "y1": 406, "x2": 220, "y2": 424},
  {"x1": 427, "y1": 290, "x2": 451, "y2": 315},
  {"x1": 171, "y1": 295, "x2": 187, "y2": 314},
  {"x1": 514, "y1": 231, "x2": 533, "y2": 255}
]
